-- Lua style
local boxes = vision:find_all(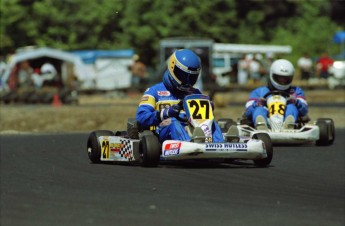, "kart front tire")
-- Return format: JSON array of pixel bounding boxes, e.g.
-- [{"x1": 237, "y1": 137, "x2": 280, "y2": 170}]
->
[
  {"x1": 87, "y1": 130, "x2": 114, "y2": 163},
  {"x1": 316, "y1": 118, "x2": 335, "y2": 145},
  {"x1": 252, "y1": 133, "x2": 273, "y2": 167},
  {"x1": 140, "y1": 134, "x2": 160, "y2": 167},
  {"x1": 316, "y1": 118, "x2": 334, "y2": 146}
]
